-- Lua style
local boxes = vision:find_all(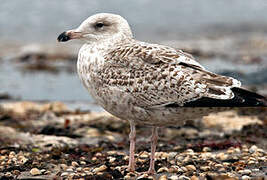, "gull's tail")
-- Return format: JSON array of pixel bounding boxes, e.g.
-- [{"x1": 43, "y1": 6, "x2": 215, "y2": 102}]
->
[
  {"x1": 230, "y1": 87, "x2": 267, "y2": 107},
  {"x1": 183, "y1": 87, "x2": 267, "y2": 107}
]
